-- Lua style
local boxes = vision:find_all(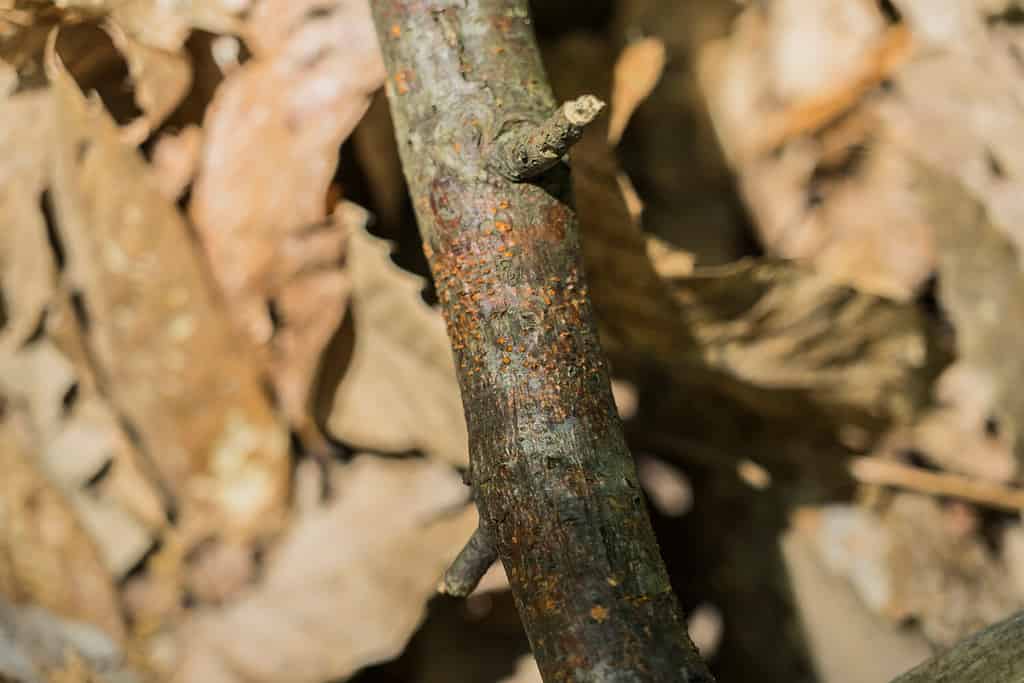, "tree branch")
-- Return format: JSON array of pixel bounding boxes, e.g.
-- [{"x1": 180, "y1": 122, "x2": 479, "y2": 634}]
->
[
  {"x1": 369, "y1": 1, "x2": 712, "y2": 680},
  {"x1": 891, "y1": 610, "x2": 1024, "y2": 682},
  {"x1": 439, "y1": 523, "x2": 497, "y2": 597}
]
